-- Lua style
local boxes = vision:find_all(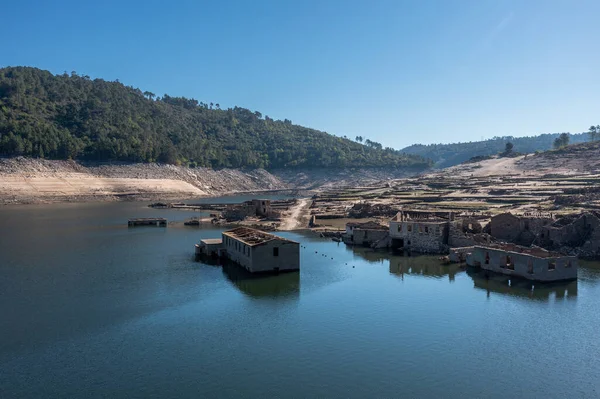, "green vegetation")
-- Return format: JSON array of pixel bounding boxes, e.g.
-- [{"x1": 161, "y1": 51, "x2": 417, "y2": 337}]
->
[
  {"x1": 589, "y1": 125, "x2": 600, "y2": 142},
  {"x1": 553, "y1": 133, "x2": 570, "y2": 149},
  {"x1": 0, "y1": 67, "x2": 430, "y2": 169},
  {"x1": 402, "y1": 133, "x2": 588, "y2": 168}
]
